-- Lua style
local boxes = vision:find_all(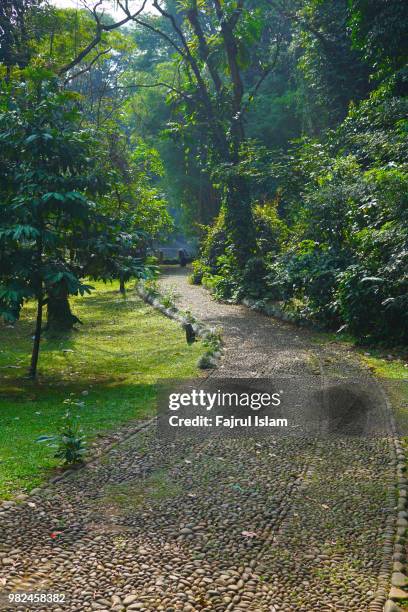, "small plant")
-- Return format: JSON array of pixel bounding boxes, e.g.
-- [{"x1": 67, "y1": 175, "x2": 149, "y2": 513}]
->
[
  {"x1": 37, "y1": 413, "x2": 87, "y2": 467},
  {"x1": 161, "y1": 287, "x2": 179, "y2": 309},
  {"x1": 197, "y1": 353, "x2": 216, "y2": 369},
  {"x1": 202, "y1": 328, "x2": 222, "y2": 354},
  {"x1": 197, "y1": 327, "x2": 223, "y2": 369},
  {"x1": 142, "y1": 279, "x2": 160, "y2": 297},
  {"x1": 180, "y1": 309, "x2": 196, "y2": 324}
]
